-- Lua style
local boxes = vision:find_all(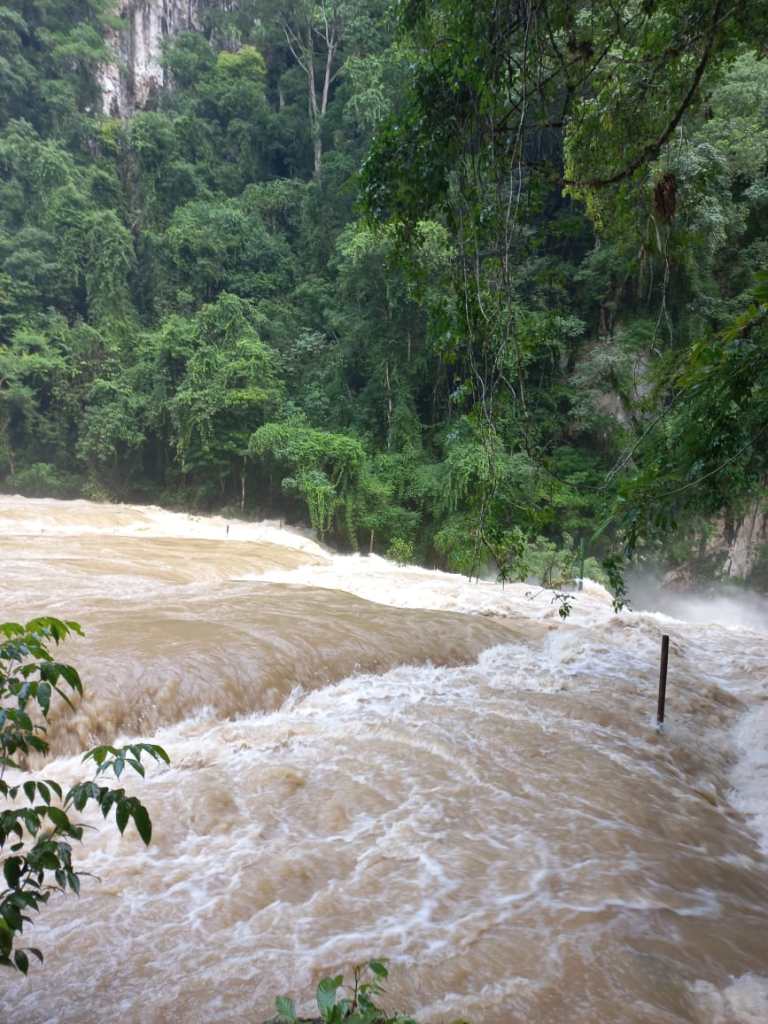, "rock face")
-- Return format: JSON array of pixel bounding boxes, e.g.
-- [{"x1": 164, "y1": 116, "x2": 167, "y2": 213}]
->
[
  {"x1": 661, "y1": 501, "x2": 768, "y2": 591},
  {"x1": 709, "y1": 501, "x2": 768, "y2": 581},
  {"x1": 100, "y1": 0, "x2": 201, "y2": 116}
]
